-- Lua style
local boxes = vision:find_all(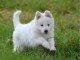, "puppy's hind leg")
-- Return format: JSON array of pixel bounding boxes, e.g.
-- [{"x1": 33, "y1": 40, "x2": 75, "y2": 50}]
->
[
  {"x1": 13, "y1": 44, "x2": 18, "y2": 52},
  {"x1": 13, "y1": 44, "x2": 26, "y2": 53},
  {"x1": 13, "y1": 39, "x2": 19, "y2": 52}
]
